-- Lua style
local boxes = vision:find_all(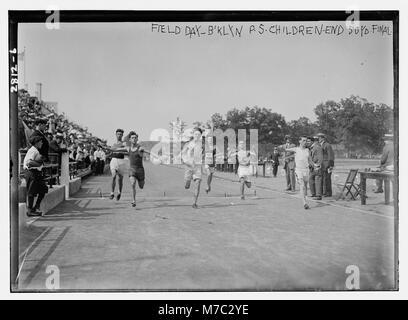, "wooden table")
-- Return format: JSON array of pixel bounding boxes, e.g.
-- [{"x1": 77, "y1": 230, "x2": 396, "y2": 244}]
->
[{"x1": 359, "y1": 171, "x2": 394, "y2": 205}]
